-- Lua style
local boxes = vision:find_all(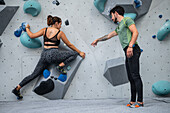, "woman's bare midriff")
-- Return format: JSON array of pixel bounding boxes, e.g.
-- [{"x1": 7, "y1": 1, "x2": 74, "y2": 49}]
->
[
  {"x1": 44, "y1": 42, "x2": 59, "y2": 49},
  {"x1": 44, "y1": 46, "x2": 59, "y2": 49}
]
